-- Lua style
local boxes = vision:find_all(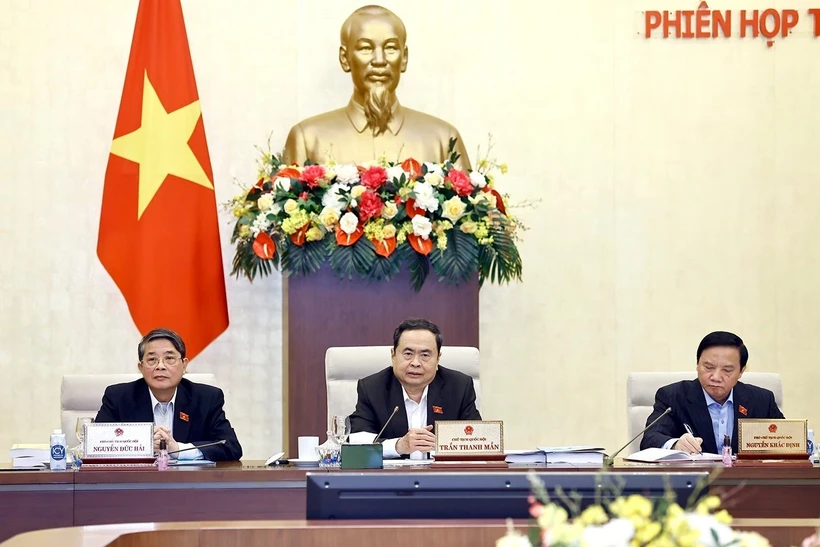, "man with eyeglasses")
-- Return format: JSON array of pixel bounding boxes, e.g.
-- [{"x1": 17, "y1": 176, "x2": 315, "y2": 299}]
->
[
  {"x1": 640, "y1": 331, "x2": 784, "y2": 455},
  {"x1": 95, "y1": 328, "x2": 242, "y2": 461},
  {"x1": 349, "y1": 318, "x2": 481, "y2": 459}
]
